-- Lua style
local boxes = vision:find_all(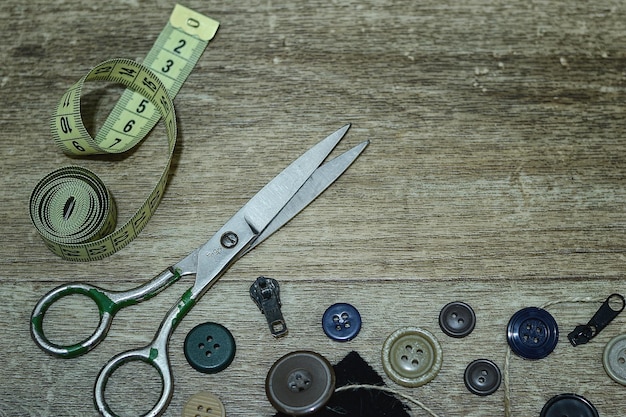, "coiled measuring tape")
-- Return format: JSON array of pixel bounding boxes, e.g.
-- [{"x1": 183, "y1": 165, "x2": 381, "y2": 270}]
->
[{"x1": 29, "y1": 4, "x2": 219, "y2": 261}]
